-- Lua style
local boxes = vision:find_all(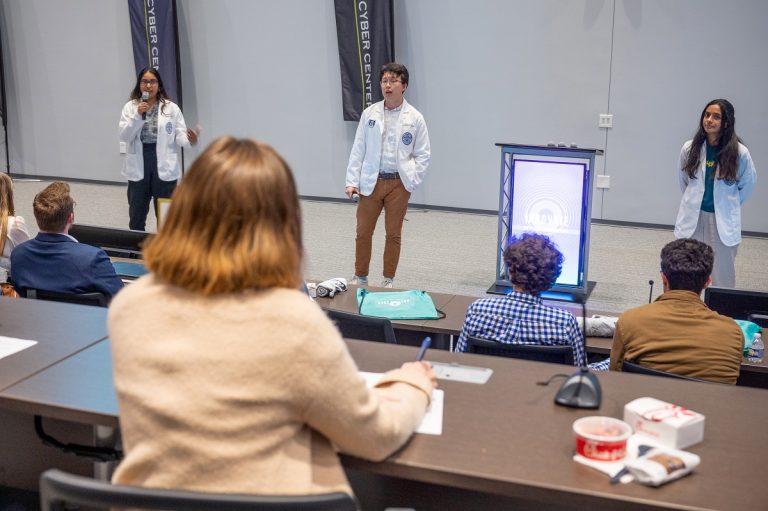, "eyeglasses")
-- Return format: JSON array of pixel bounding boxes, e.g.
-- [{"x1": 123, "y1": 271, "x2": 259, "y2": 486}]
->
[
  {"x1": 141, "y1": 79, "x2": 158, "y2": 86},
  {"x1": 380, "y1": 79, "x2": 402, "y2": 85}
]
